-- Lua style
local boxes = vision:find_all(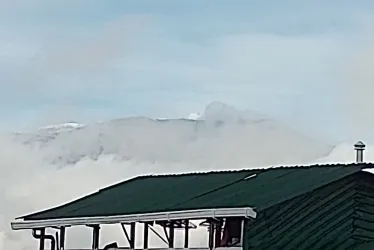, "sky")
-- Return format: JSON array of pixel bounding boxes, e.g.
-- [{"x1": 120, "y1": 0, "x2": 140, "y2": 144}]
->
[
  {"x1": 4, "y1": 2, "x2": 374, "y2": 249},
  {"x1": 2, "y1": 0, "x2": 374, "y2": 138}
]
